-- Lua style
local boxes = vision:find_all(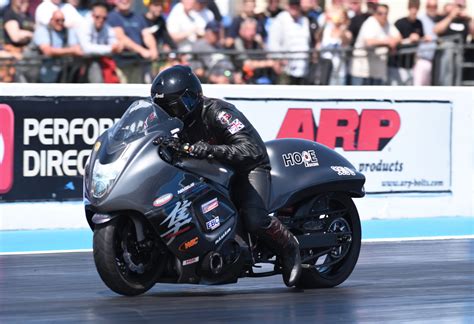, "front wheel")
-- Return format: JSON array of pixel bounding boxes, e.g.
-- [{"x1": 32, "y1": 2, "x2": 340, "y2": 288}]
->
[
  {"x1": 93, "y1": 216, "x2": 165, "y2": 296},
  {"x1": 296, "y1": 193, "x2": 361, "y2": 289}
]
